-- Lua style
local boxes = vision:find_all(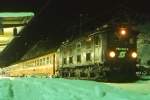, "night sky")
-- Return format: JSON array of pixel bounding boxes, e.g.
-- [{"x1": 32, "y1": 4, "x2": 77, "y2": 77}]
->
[{"x1": 0, "y1": 0, "x2": 150, "y2": 66}]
